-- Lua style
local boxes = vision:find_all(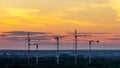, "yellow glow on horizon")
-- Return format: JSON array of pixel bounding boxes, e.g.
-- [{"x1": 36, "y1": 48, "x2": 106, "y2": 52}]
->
[
  {"x1": 0, "y1": 0, "x2": 120, "y2": 34},
  {"x1": 2, "y1": 19, "x2": 18, "y2": 25}
]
